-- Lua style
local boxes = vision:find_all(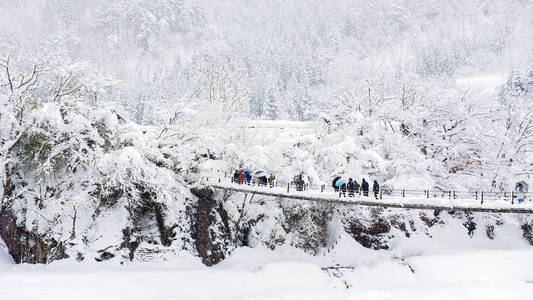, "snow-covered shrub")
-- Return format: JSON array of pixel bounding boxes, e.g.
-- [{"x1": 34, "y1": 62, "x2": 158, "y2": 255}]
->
[{"x1": 0, "y1": 49, "x2": 195, "y2": 263}]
